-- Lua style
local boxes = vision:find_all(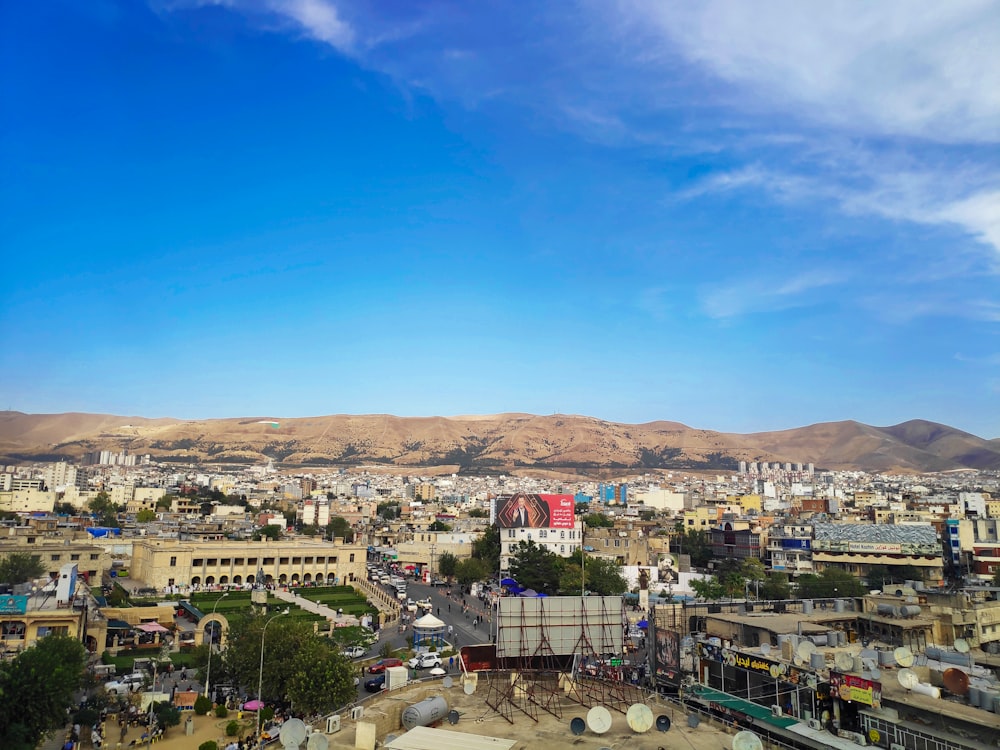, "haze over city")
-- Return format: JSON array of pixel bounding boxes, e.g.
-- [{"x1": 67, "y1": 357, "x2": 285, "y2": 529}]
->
[{"x1": 2, "y1": 2, "x2": 998, "y2": 438}]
